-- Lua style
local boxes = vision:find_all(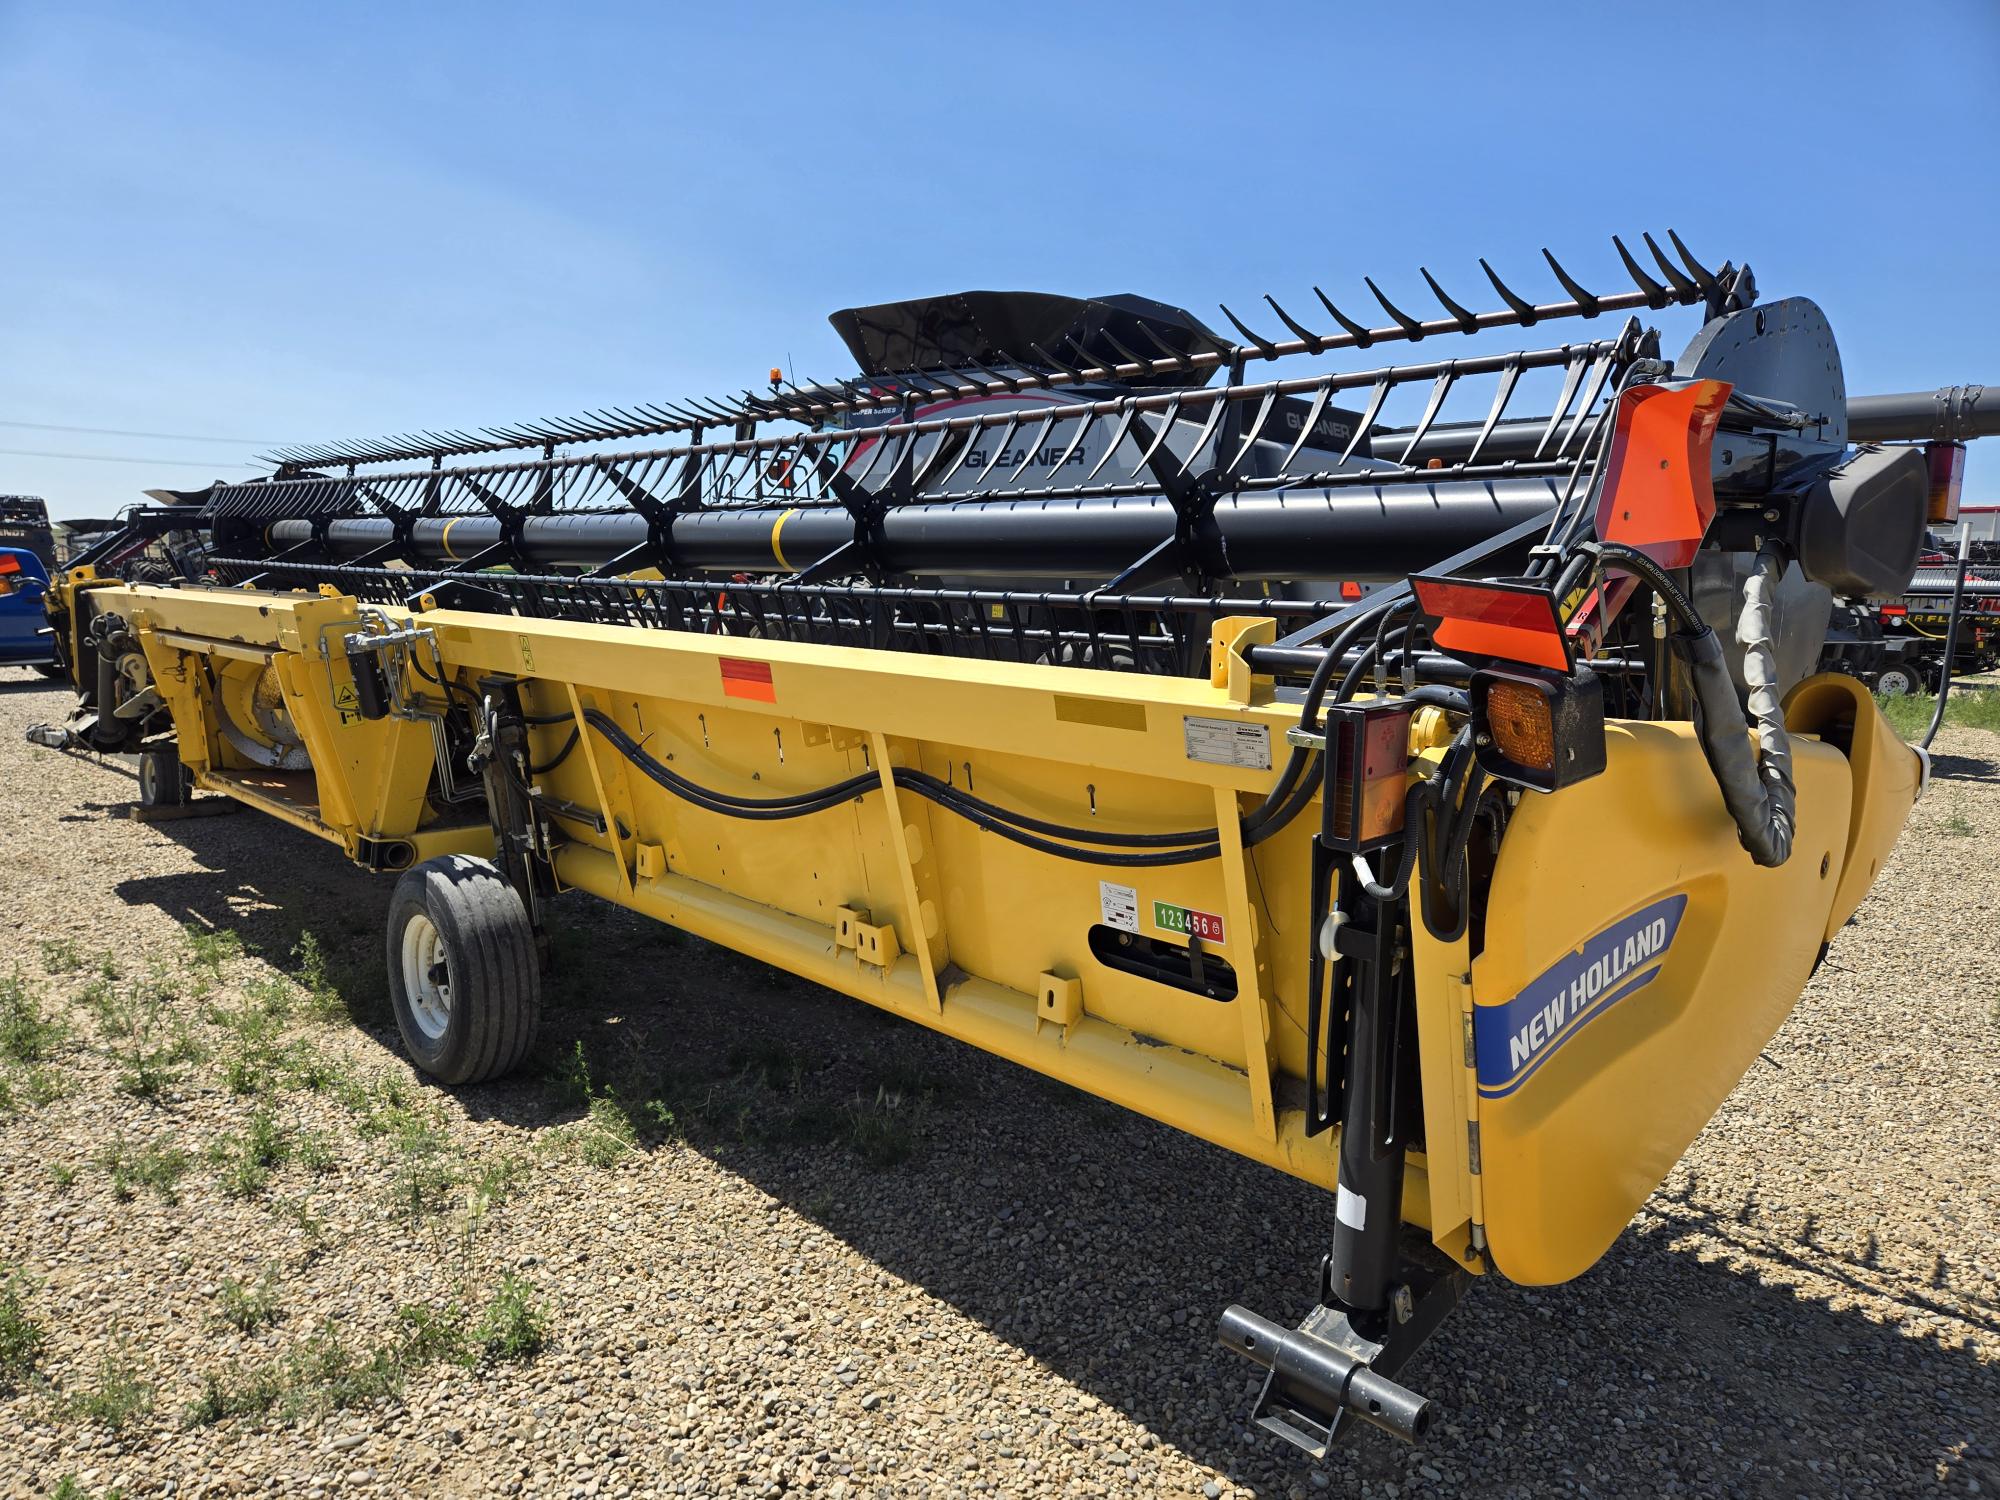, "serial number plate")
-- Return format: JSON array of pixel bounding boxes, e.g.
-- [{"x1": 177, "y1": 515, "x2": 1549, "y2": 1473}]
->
[{"x1": 1183, "y1": 716, "x2": 1270, "y2": 770}]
